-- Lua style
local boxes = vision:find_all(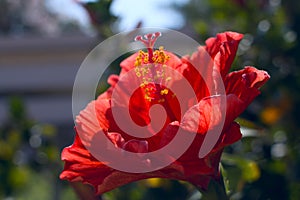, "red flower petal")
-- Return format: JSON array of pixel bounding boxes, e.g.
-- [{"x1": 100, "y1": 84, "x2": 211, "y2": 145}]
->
[
  {"x1": 180, "y1": 94, "x2": 244, "y2": 135},
  {"x1": 218, "y1": 122, "x2": 242, "y2": 149},
  {"x1": 180, "y1": 31, "x2": 243, "y2": 104},
  {"x1": 123, "y1": 139, "x2": 148, "y2": 153},
  {"x1": 225, "y1": 66, "x2": 270, "y2": 108},
  {"x1": 60, "y1": 132, "x2": 114, "y2": 194},
  {"x1": 60, "y1": 31, "x2": 269, "y2": 196},
  {"x1": 205, "y1": 31, "x2": 244, "y2": 78},
  {"x1": 177, "y1": 122, "x2": 242, "y2": 179},
  {"x1": 107, "y1": 132, "x2": 125, "y2": 148},
  {"x1": 181, "y1": 47, "x2": 212, "y2": 102}
]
